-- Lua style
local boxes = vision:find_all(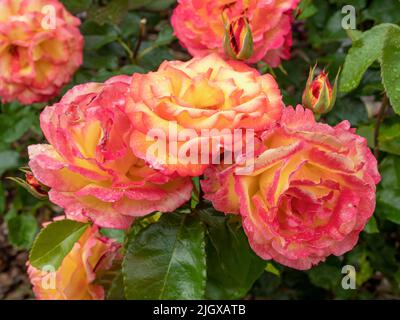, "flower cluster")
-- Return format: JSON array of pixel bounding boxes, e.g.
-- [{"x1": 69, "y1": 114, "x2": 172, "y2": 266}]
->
[
  {"x1": 28, "y1": 54, "x2": 380, "y2": 277},
  {"x1": 0, "y1": 0, "x2": 83, "y2": 104},
  {"x1": 21, "y1": 0, "x2": 381, "y2": 300}
]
